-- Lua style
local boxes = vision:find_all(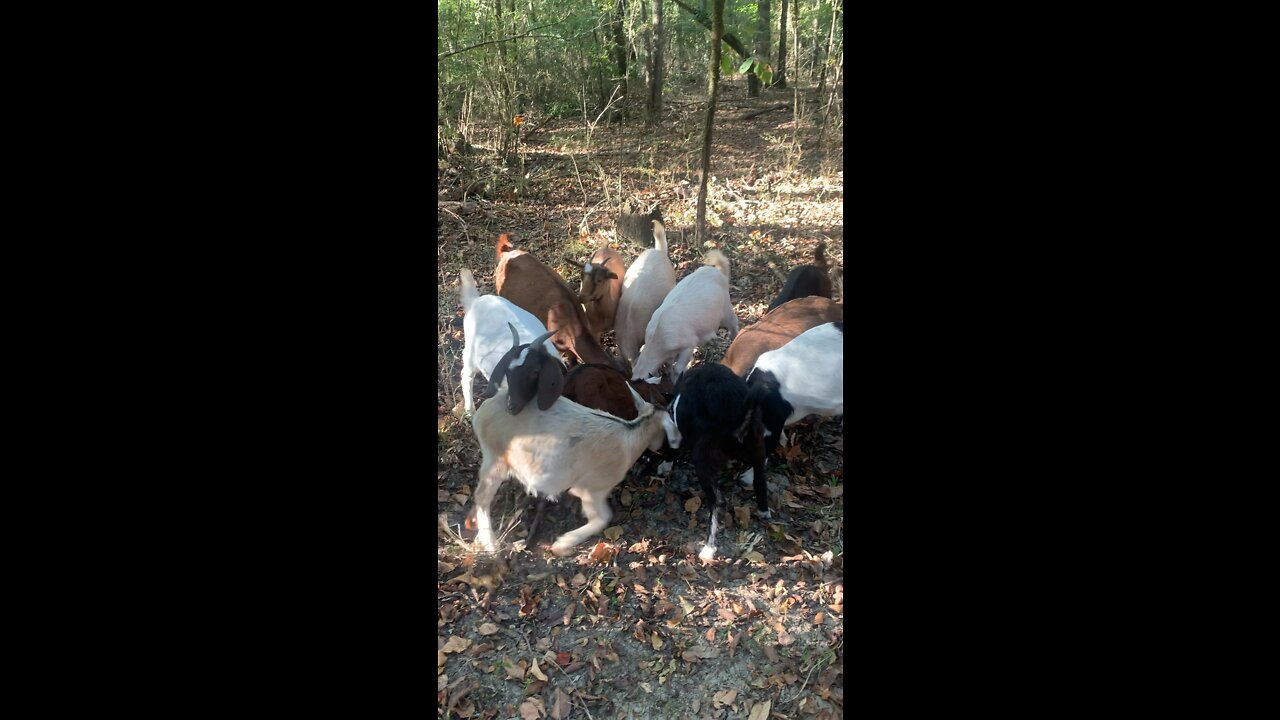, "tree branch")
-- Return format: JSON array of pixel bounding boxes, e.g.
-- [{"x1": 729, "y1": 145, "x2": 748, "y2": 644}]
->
[{"x1": 439, "y1": 16, "x2": 568, "y2": 59}]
